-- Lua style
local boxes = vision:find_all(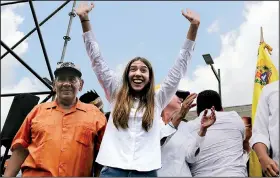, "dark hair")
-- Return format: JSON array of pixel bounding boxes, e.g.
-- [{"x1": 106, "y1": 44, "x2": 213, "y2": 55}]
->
[
  {"x1": 105, "y1": 112, "x2": 111, "y2": 121},
  {"x1": 196, "y1": 90, "x2": 222, "y2": 116},
  {"x1": 79, "y1": 90, "x2": 100, "y2": 103}
]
